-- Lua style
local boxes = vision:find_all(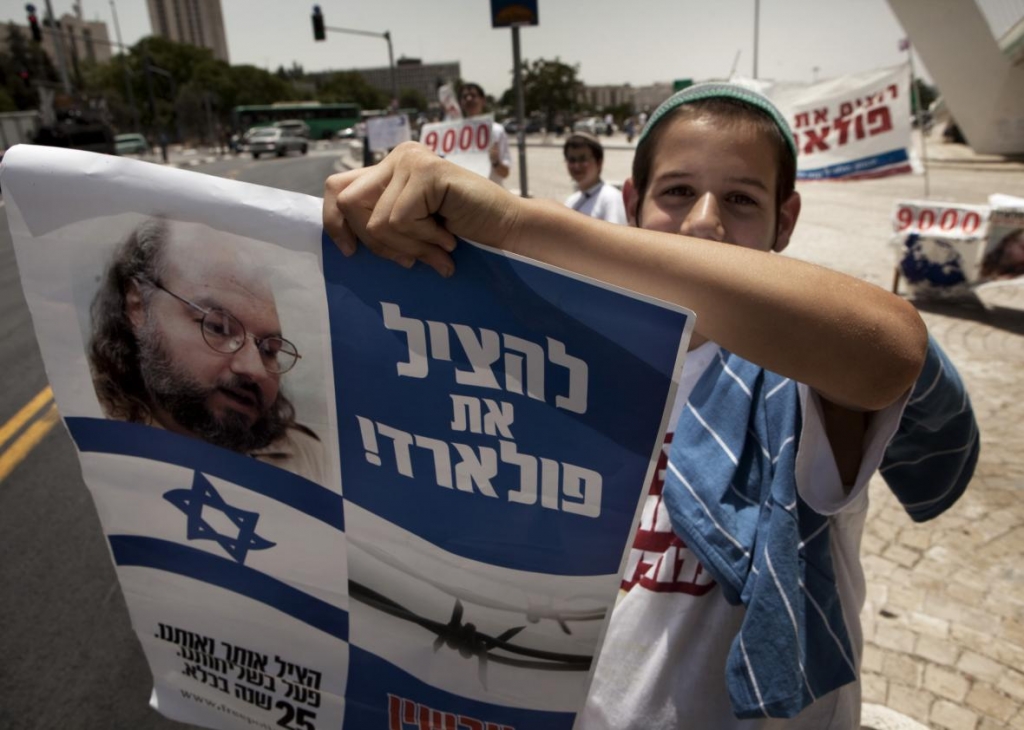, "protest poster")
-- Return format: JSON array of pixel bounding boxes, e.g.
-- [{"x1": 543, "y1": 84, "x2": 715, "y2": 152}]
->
[
  {"x1": 420, "y1": 115, "x2": 496, "y2": 179},
  {"x1": 437, "y1": 83, "x2": 463, "y2": 122},
  {"x1": 3, "y1": 145, "x2": 348, "y2": 730},
  {"x1": 891, "y1": 200, "x2": 991, "y2": 297},
  {"x1": 757, "y1": 64, "x2": 915, "y2": 181},
  {"x1": 366, "y1": 114, "x2": 412, "y2": 153},
  {"x1": 891, "y1": 194, "x2": 1024, "y2": 297},
  {"x1": 982, "y1": 194, "x2": 1024, "y2": 284},
  {"x1": 3, "y1": 145, "x2": 693, "y2": 729}
]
